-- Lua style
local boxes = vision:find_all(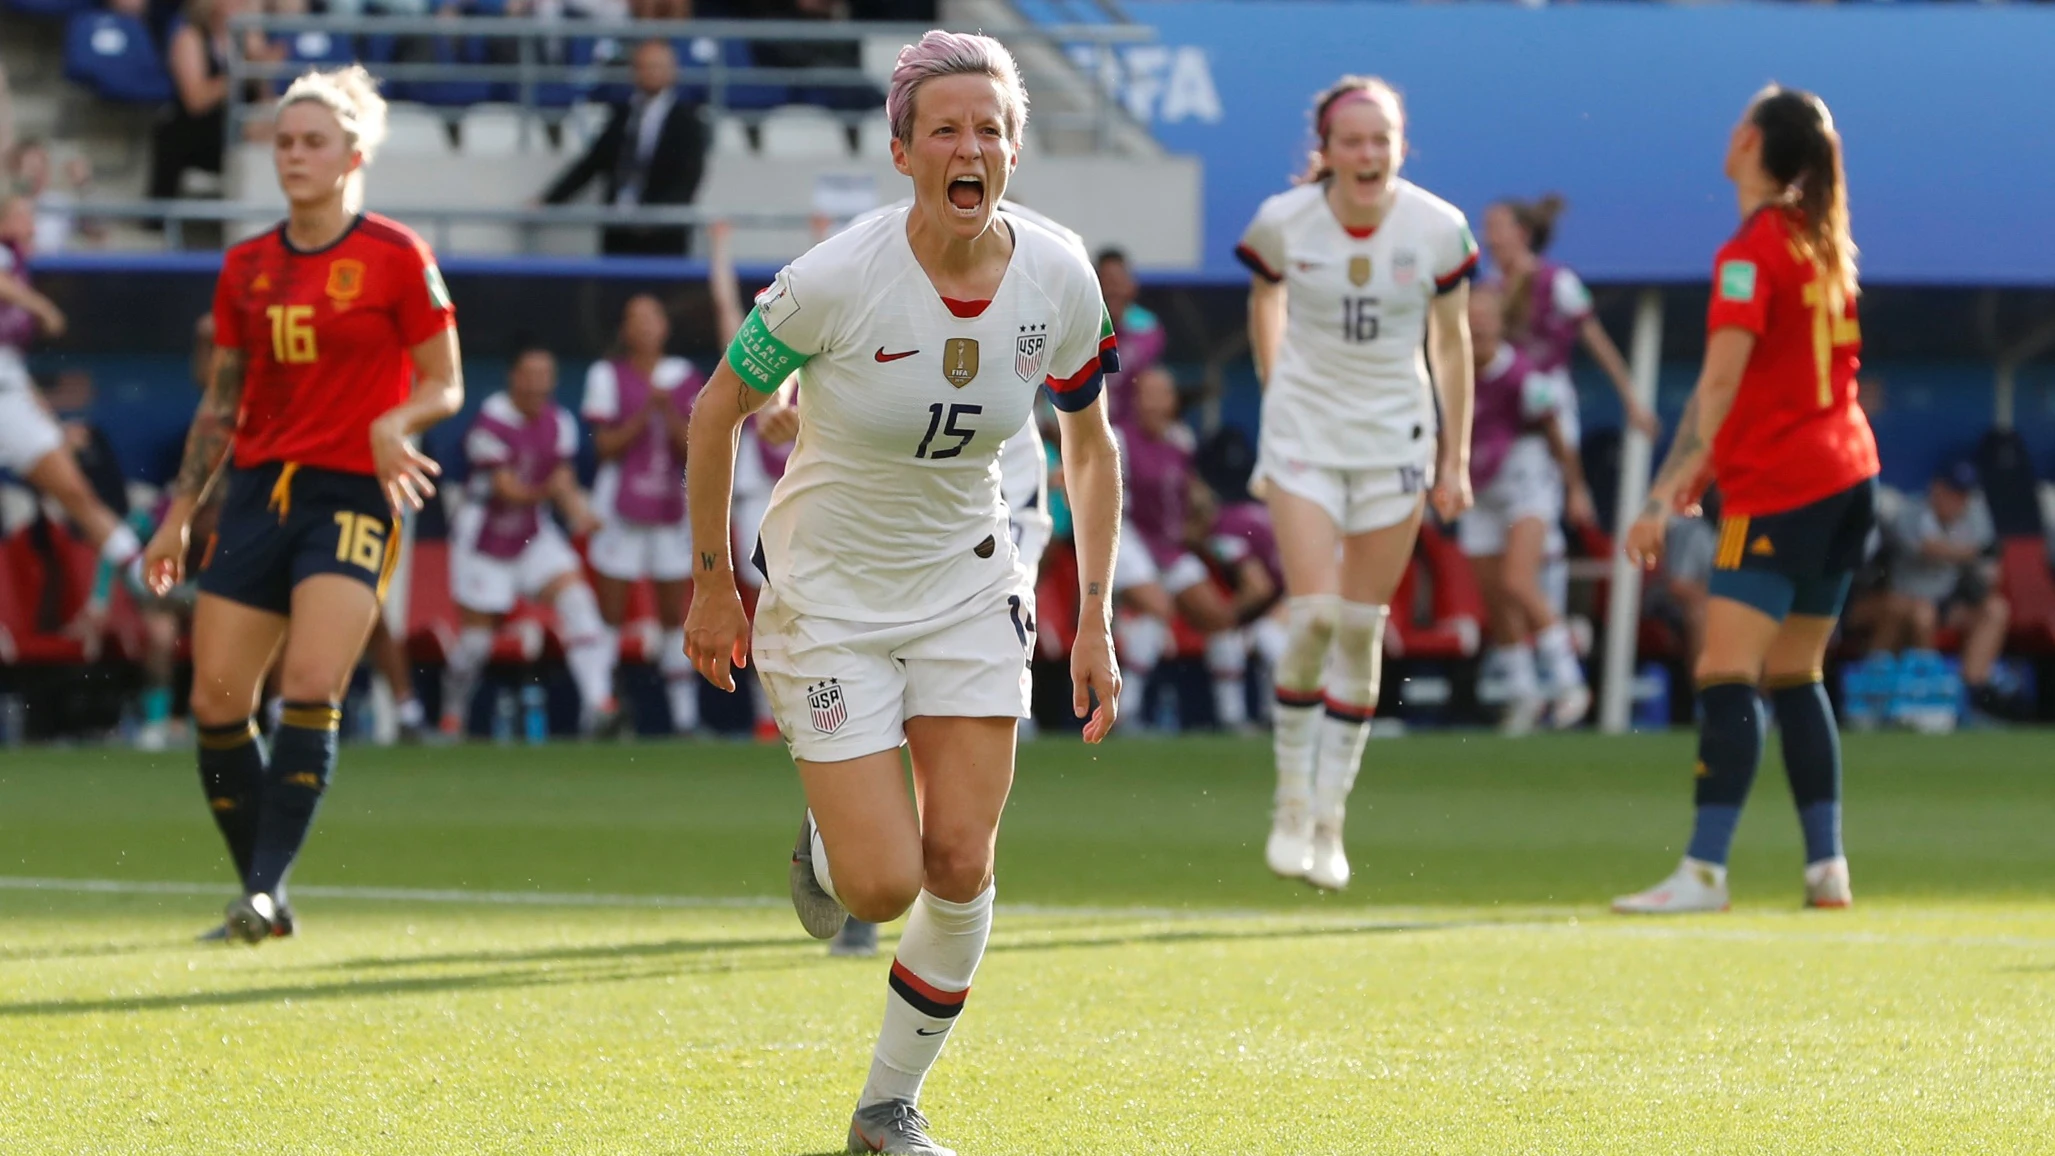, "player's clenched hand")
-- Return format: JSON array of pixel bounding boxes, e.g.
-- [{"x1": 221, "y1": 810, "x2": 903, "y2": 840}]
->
[
  {"x1": 142, "y1": 517, "x2": 190, "y2": 597},
  {"x1": 1070, "y1": 625, "x2": 1120, "y2": 743},
  {"x1": 685, "y1": 582, "x2": 752, "y2": 692},
  {"x1": 756, "y1": 403, "x2": 800, "y2": 448},
  {"x1": 1430, "y1": 462, "x2": 1473, "y2": 523},
  {"x1": 1625, "y1": 509, "x2": 1668, "y2": 570},
  {"x1": 369, "y1": 415, "x2": 441, "y2": 516}
]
